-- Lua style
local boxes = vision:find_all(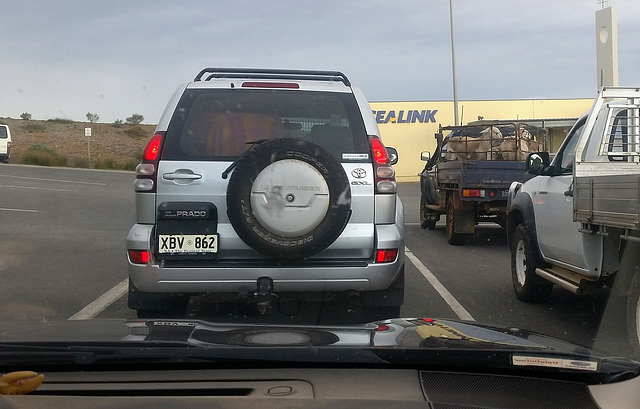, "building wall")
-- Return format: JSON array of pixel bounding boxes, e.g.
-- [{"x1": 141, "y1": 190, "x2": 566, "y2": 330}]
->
[{"x1": 369, "y1": 98, "x2": 594, "y2": 182}]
